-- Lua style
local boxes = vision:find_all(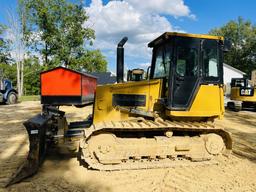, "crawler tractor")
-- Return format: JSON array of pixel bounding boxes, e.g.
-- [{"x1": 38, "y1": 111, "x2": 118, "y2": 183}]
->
[{"x1": 7, "y1": 32, "x2": 232, "y2": 186}]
